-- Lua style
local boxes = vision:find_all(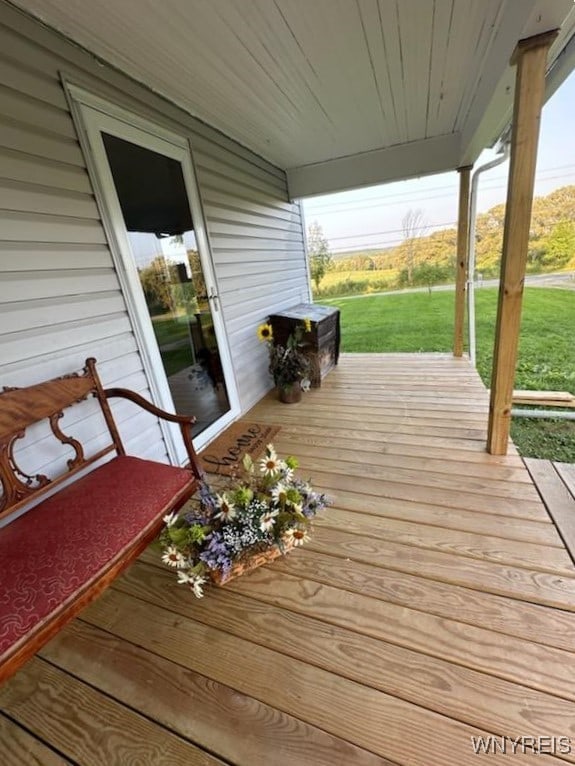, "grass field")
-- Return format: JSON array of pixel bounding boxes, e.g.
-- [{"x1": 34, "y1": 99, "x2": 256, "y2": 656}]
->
[{"x1": 321, "y1": 287, "x2": 575, "y2": 461}]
